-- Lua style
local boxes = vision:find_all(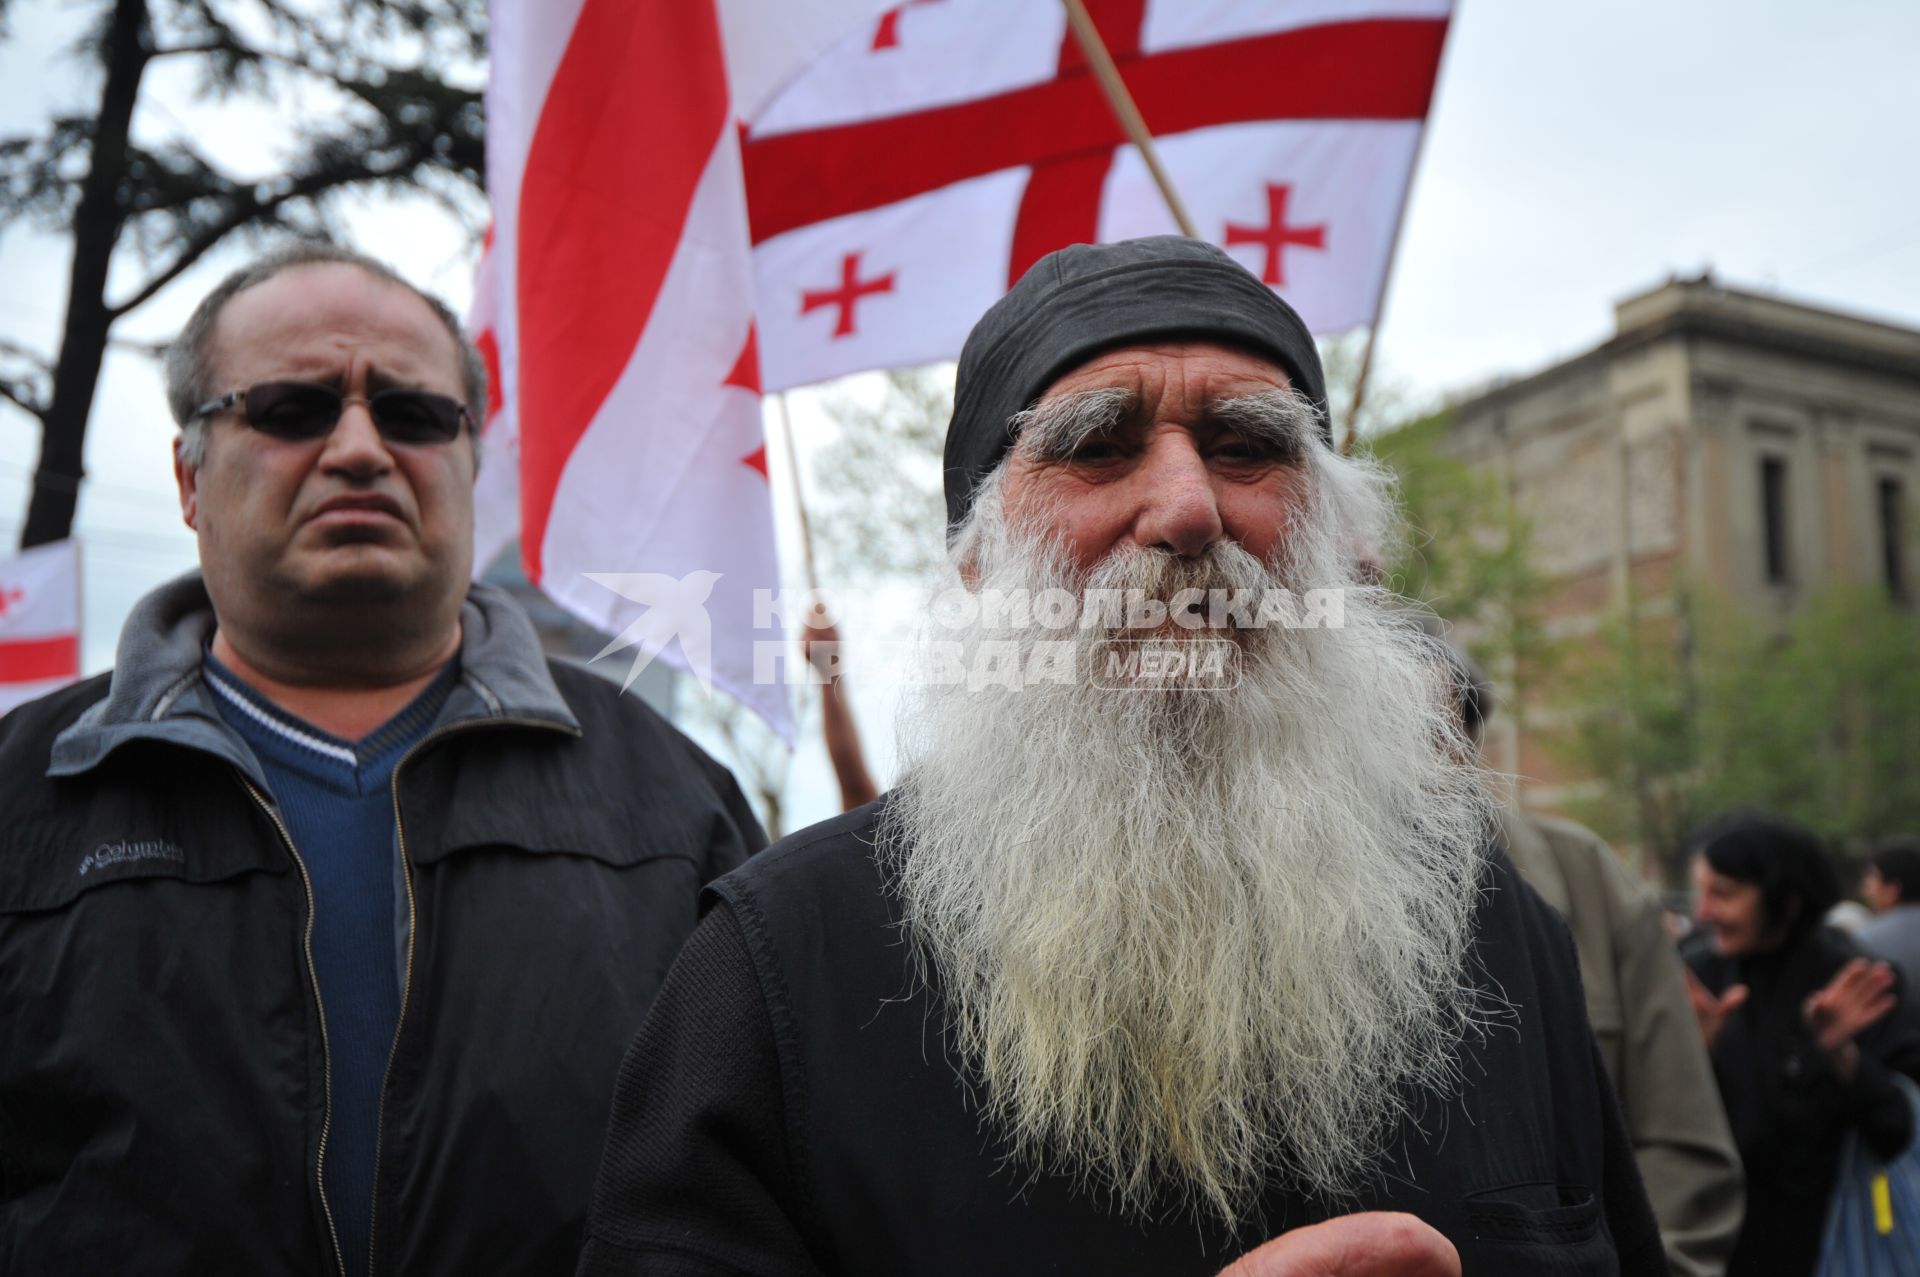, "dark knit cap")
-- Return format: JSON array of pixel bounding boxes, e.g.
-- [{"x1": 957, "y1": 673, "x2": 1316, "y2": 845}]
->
[{"x1": 942, "y1": 236, "x2": 1328, "y2": 535}]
